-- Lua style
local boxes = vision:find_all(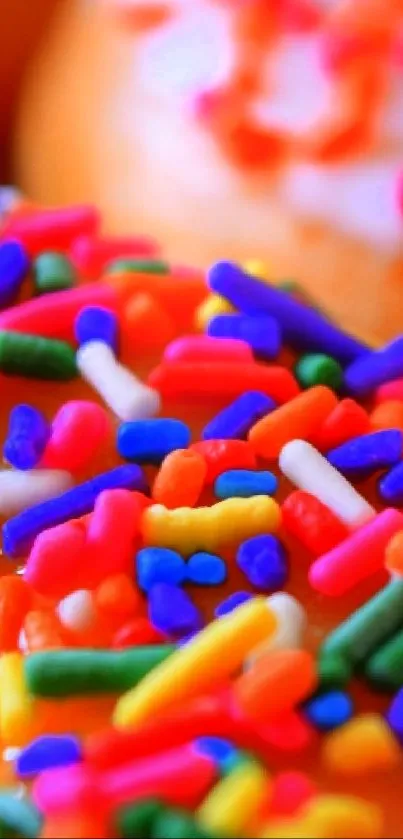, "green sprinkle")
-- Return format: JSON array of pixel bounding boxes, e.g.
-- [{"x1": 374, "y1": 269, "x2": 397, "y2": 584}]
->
[
  {"x1": 117, "y1": 798, "x2": 165, "y2": 839},
  {"x1": 151, "y1": 810, "x2": 212, "y2": 839},
  {"x1": 106, "y1": 259, "x2": 170, "y2": 275},
  {"x1": 33, "y1": 252, "x2": 76, "y2": 295},
  {"x1": 295, "y1": 353, "x2": 343, "y2": 390},
  {"x1": 0, "y1": 790, "x2": 42, "y2": 838},
  {"x1": 318, "y1": 652, "x2": 352, "y2": 689},
  {"x1": 364, "y1": 627, "x2": 403, "y2": 690},
  {"x1": 24, "y1": 646, "x2": 176, "y2": 698},
  {"x1": 0, "y1": 332, "x2": 77, "y2": 380}
]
